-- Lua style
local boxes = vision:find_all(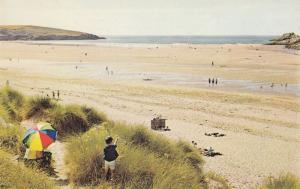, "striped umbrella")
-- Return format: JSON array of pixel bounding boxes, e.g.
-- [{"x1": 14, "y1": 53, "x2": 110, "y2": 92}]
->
[{"x1": 22, "y1": 122, "x2": 57, "y2": 151}]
